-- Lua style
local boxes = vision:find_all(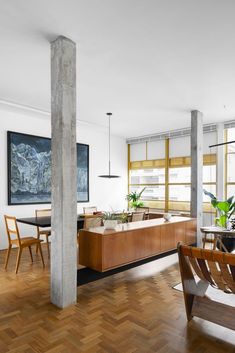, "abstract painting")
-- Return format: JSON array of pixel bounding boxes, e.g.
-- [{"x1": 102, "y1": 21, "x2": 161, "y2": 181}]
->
[{"x1": 7, "y1": 131, "x2": 89, "y2": 205}]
